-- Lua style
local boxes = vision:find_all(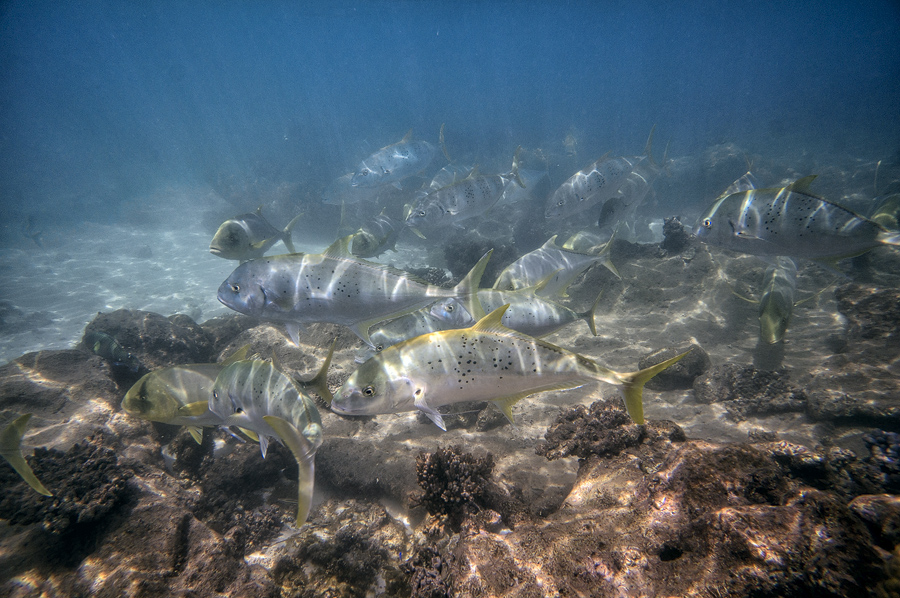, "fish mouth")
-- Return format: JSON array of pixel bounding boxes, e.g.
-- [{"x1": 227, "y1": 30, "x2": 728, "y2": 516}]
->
[{"x1": 209, "y1": 245, "x2": 224, "y2": 256}]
